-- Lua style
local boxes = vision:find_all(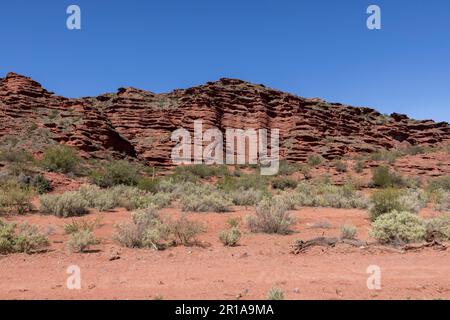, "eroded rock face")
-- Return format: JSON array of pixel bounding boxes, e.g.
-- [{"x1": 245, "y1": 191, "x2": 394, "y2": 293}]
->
[
  {"x1": 0, "y1": 72, "x2": 136, "y2": 159},
  {"x1": 1, "y1": 73, "x2": 449, "y2": 166}
]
